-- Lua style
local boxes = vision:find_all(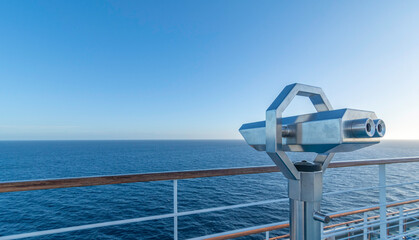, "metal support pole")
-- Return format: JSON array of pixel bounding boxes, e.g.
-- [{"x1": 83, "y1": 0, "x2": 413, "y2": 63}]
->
[
  {"x1": 398, "y1": 205, "x2": 404, "y2": 240},
  {"x1": 363, "y1": 212, "x2": 368, "y2": 240},
  {"x1": 289, "y1": 168, "x2": 323, "y2": 240},
  {"x1": 379, "y1": 164, "x2": 387, "y2": 240},
  {"x1": 174, "y1": 180, "x2": 178, "y2": 240},
  {"x1": 265, "y1": 231, "x2": 270, "y2": 240}
]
